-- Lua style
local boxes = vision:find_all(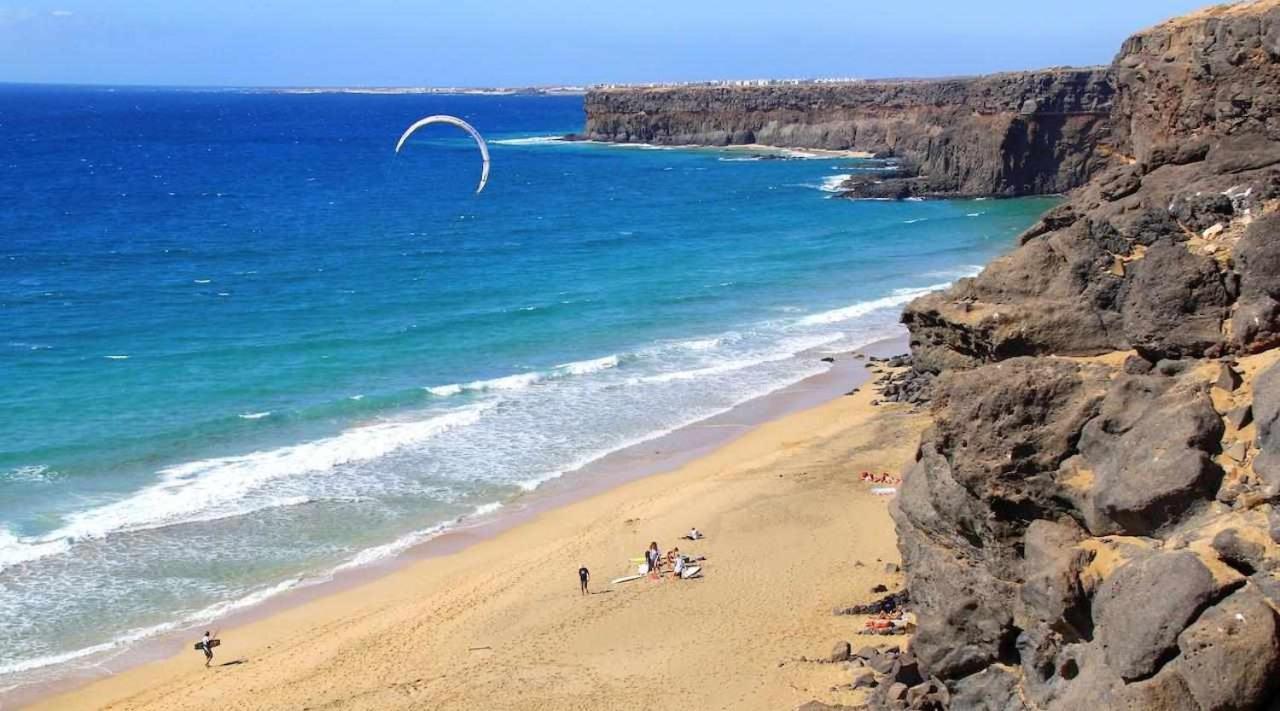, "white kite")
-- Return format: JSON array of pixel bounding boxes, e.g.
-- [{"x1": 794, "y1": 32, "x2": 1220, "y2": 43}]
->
[{"x1": 394, "y1": 115, "x2": 491, "y2": 194}]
